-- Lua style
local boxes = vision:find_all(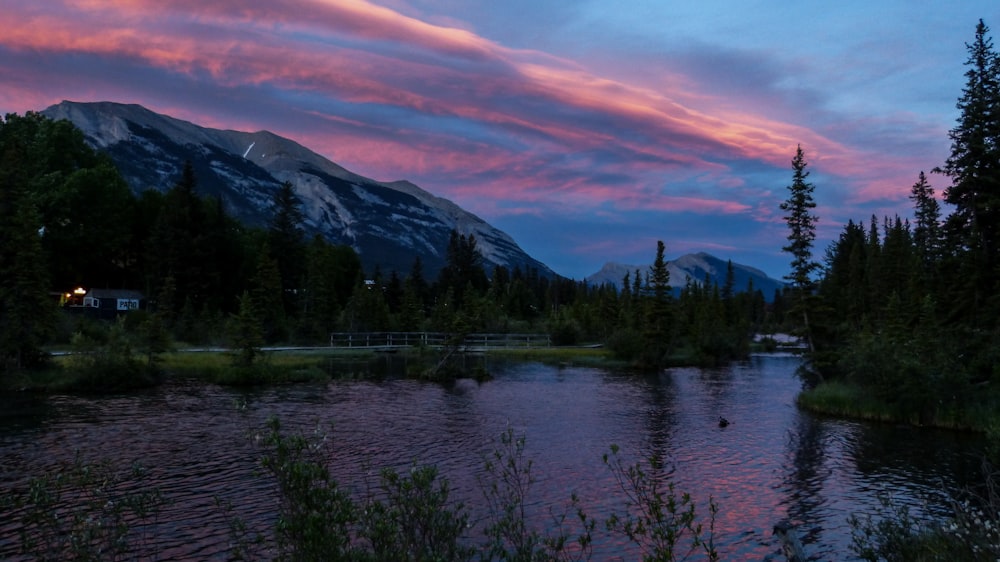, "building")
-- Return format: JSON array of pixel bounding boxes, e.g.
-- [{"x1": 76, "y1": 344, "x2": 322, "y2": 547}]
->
[{"x1": 62, "y1": 287, "x2": 145, "y2": 319}]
